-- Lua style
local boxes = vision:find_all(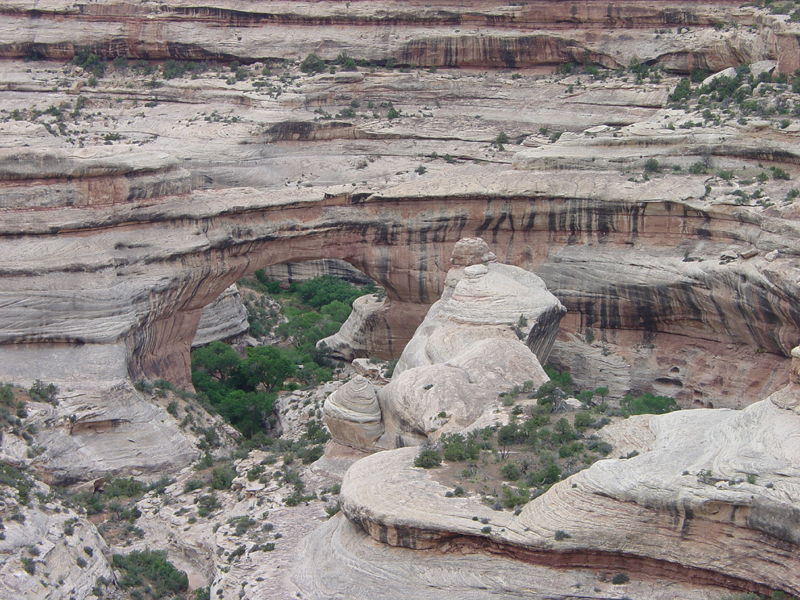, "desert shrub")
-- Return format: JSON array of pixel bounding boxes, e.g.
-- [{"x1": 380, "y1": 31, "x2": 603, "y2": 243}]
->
[
  {"x1": 502, "y1": 484, "x2": 529, "y2": 508},
  {"x1": 105, "y1": 477, "x2": 147, "y2": 499},
  {"x1": 195, "y1": 493, "x2": 221, "y2": 517},
  {"x1": 184, "y1": 478, "x2": 204, "y2": 493},
  {"x1": 0, "y1": 385, "x2": 13, "y2": 404},
  {"x1": 441, "y1": 433, "x2": 479, "y2": 461},
  {"x1": 72, "y1": 51, "x2": 105, "y2": 78},
  {"x1": 553, "y1": 418, "x2": 577, "y2": 444},
  {"x1": 644, "y1": 158, "x2": 661, "y2": 173},
  {"x1": 414, "y1": 449, "x2": 442, "y2": 469},
  {"x1": 300, "y1": 53, "x2": 326, "y2": 74},
  {"x1": 21, "y1": 557, "x2": 35, "y2": 575},
  {"x1": 211, "y1": 465, "x2": 236, "y2": 490},
  {"x1": 112, "y1": 549, "x2": 188, "y2": 598},
  {"x1": 611, "y1": 572, "x2": 629, "y2": 585},
  {"x1": 500, "y1": 463, "x2": 521, "y2": 481},
  {"x1": 620, "y1": 393, "x2": 679, "y2": 416},
  {"x1": 28, "y1": 380, "x2": 58, "y2": 403},
  {"x1": 771, "y1": 166, "x2": 791, "y2": 180},
  {"x1": 573, "y1": 412, "x2": 592, "y2": 430},
  {"x1": 669, "y1": 78, "x2": 692, "y2": 102},
  {"x1": 228, "y1": 516, "x2": 257, "y2": 536},
  {"x1": 689, "y1": 161, "x2": 708, "y2": 175}
]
